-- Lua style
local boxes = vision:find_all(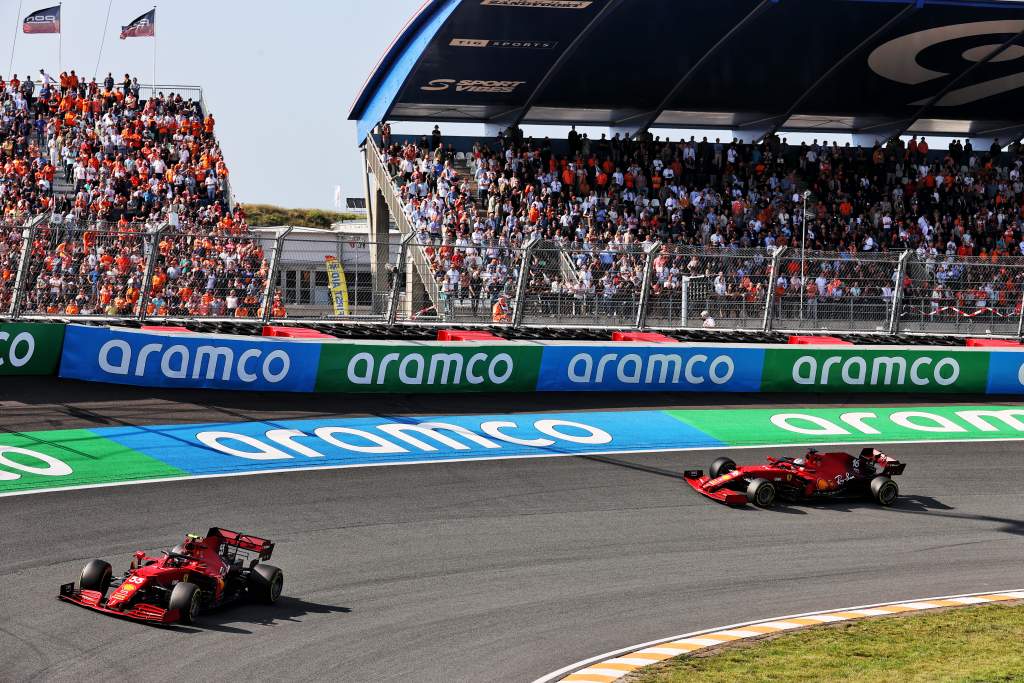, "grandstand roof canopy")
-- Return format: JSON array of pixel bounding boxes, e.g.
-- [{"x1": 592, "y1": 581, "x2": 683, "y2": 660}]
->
[{"x1": 349, "y1": 0, "x2": 1024, "y2": 144}]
